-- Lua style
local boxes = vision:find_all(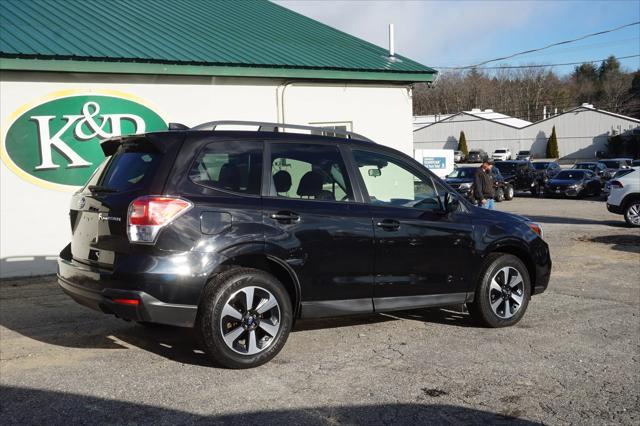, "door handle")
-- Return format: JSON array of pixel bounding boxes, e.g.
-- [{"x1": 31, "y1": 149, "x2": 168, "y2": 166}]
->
[
  {"x1": 376, "y1": 219, "x2": 400, "y2": 231},
  {"x1": 270, "y1": 211, "x2": 300, "y2": 222}
]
